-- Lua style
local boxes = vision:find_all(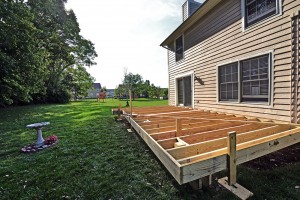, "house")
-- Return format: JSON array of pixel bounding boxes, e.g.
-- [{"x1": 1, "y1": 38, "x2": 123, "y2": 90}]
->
[
  {"x1": 116, "y1": 1, "x2": 300, "y2": 193},
  {"x1": 160, "y1": 0, "x2": 300, "y2": 123},
  {"x1": 87, "y1": 83, "x2": 101, "y2": 98},
  {"x1": 106, "y1": 89, "x2": 115, "y2": 98}
]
